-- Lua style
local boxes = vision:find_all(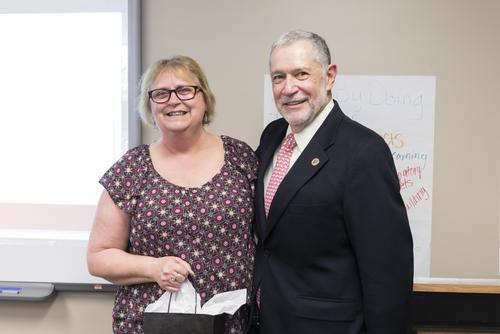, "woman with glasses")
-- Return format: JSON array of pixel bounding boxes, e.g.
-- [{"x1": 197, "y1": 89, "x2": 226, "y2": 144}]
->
[{"x1": 87, "y1": 56, "x2": 257, "y2": 334}]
